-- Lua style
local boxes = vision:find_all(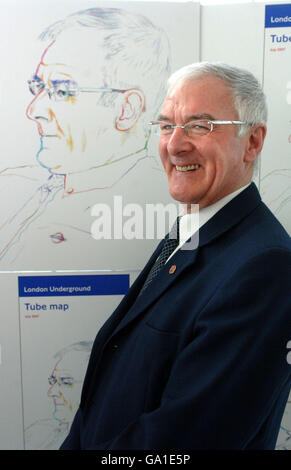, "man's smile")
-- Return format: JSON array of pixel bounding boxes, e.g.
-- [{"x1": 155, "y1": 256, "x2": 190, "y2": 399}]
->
[{"x1": 175, "y1": 164, "x2": 201, "y2": 172}]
